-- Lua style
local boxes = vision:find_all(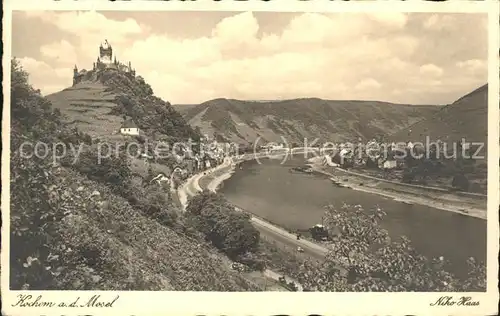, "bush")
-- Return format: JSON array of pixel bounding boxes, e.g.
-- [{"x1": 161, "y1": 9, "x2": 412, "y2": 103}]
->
[
  {"x1": 70, "y1": 146, "x2": 131, "y2": 193},
  {"x1": 10, "y1": 59, "x2": 79, "y2": 289},
  {"x1": 452, "y1": 174, "x2": 470, "y2": 191},
  {"x1": 235, "y1": 252, "x2": 266, "y2": 272},
  {"x1": 401, "y1": 168, "x2": 415, "y2": 183},
  {"x1": 186, "y1": 190, "x2": 260, "y2": 259},
  {"x1": 132, "y1": 184, "x2": 178, "y2": 227},
  {"x1": 365, "y1": 158, "x2": 379, "y2": 169},
  {"x1": 100, "y1": 69, "x2": 201, "y2": 141}
]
